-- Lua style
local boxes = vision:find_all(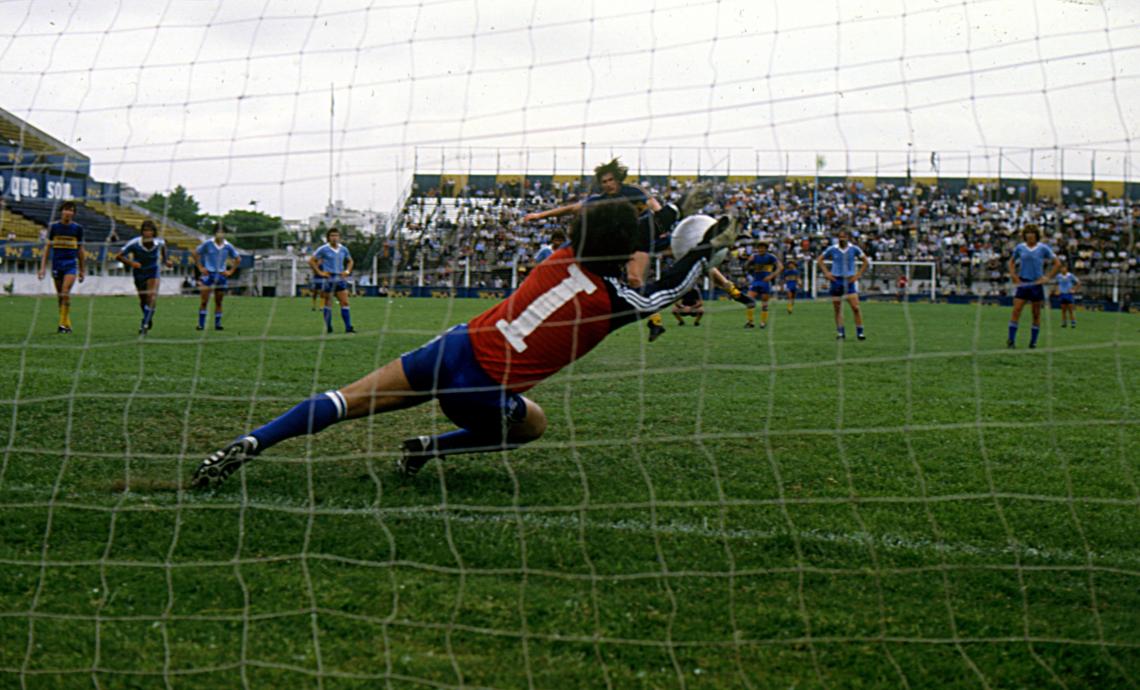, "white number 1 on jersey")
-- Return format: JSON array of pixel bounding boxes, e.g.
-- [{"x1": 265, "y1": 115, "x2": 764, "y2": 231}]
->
[{"x1": 495, "y1": 263, "x2": 597, "y2": 352}]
